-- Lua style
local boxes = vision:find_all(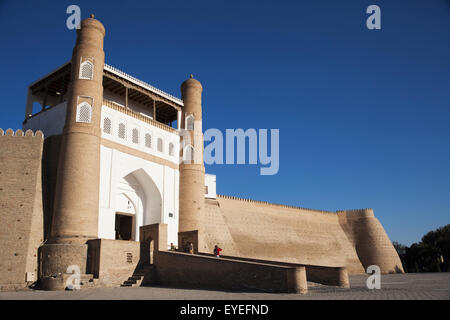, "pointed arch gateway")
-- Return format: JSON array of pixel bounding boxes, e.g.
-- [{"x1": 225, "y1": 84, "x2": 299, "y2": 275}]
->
[{"x1": 120, "y1": 168, "x2": 163, "y2": 241}]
